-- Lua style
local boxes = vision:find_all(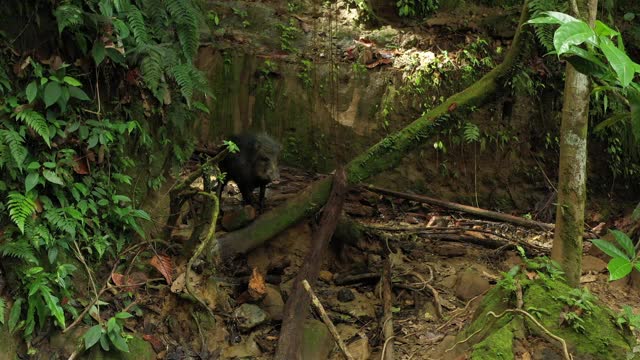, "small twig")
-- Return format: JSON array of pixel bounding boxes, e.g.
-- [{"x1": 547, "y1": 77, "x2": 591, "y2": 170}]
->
[
  {"x1": 381, "y1": 335, "x2": 396, "y2": 360},
  {"x1": 380, "y1": 257, "x2": 394, "y2": 360},
  {"x1": 302, "y1": 280, "x2": 354, "y2": 360}
]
